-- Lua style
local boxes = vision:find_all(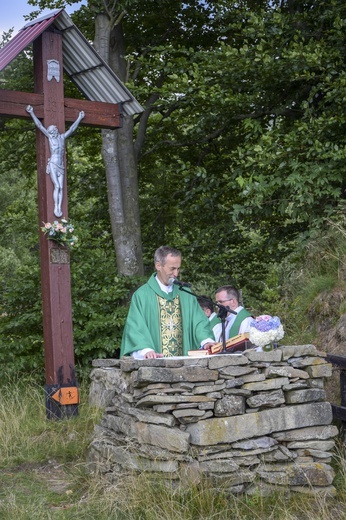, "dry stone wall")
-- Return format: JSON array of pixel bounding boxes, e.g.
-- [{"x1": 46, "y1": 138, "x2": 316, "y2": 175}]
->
[{"x1": 88, "y1": 345, "x2": 338, "y2": 496}]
